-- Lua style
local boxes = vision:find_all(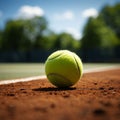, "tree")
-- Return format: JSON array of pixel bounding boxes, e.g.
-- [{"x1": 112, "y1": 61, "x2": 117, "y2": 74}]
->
[
  {"x1": 2, "y1": 20, "x2": 30, "y2": 51},
  {"x1": 23, "y1": 16, "x2": 48, "y2": 42},
  {"x1": 23, "y1": 16, "x2": 49, "y2": 50},
  {"x1": 2, "y1": 16, "x2": 48, "y2": 51},
  {"x1": 0, "y1": 30, "x2": 3, "y2": 50},
  {"x1": 99, "y1": 3, "x2": 120, "y2": 59},
  {"x1": 81, "y1": 17, "x2": 119, "y2": 50},
  {"x1": 53, "y1": 32, "x2": 79, "y2": 50},
  {"x1": 81, "y1": 16, "x2": 119, "y2": 62},
  {"x1": 42, "y1": 31, "x2": 58, "y2": 50},
  {"x1": 100, "y1": 3, "x2": 120, "y2": 38}
]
